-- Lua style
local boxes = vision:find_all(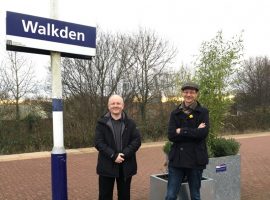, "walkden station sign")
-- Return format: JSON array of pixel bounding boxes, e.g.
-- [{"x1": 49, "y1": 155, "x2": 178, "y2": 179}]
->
[{"x1": 6, "y1": 11, "x2": 96, "y2": 59}]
